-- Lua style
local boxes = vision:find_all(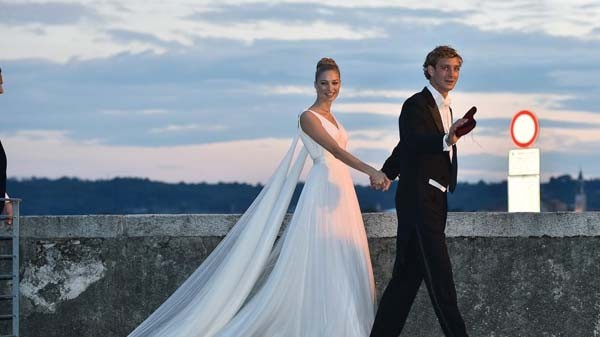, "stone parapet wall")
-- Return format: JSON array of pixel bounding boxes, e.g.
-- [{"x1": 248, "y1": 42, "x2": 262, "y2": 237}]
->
[{"x1": 0, "y1": 212, "x2": 599, "y2": 336}]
